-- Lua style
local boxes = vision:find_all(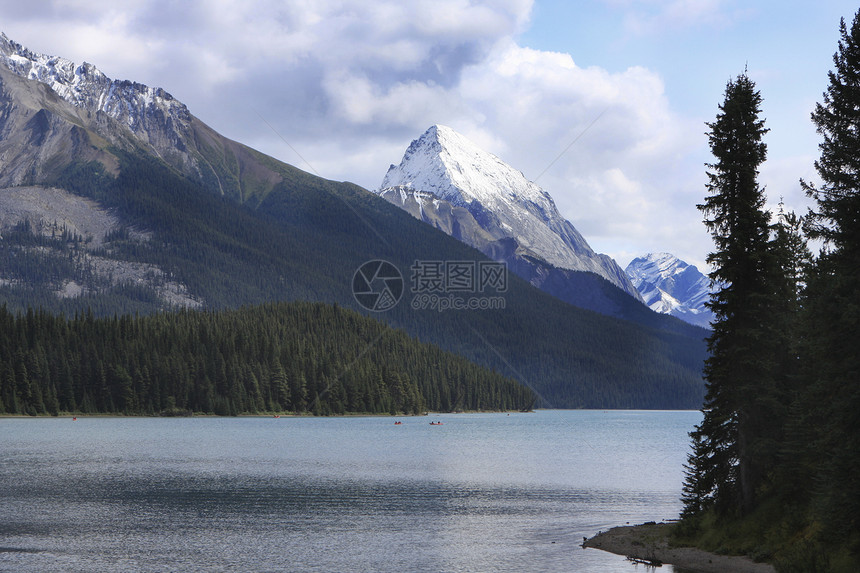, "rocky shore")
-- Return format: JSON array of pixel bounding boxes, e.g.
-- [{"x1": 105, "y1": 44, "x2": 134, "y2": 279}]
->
[{"x1": 583, "y1": 522, "x2": 775, "y2": 573}]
